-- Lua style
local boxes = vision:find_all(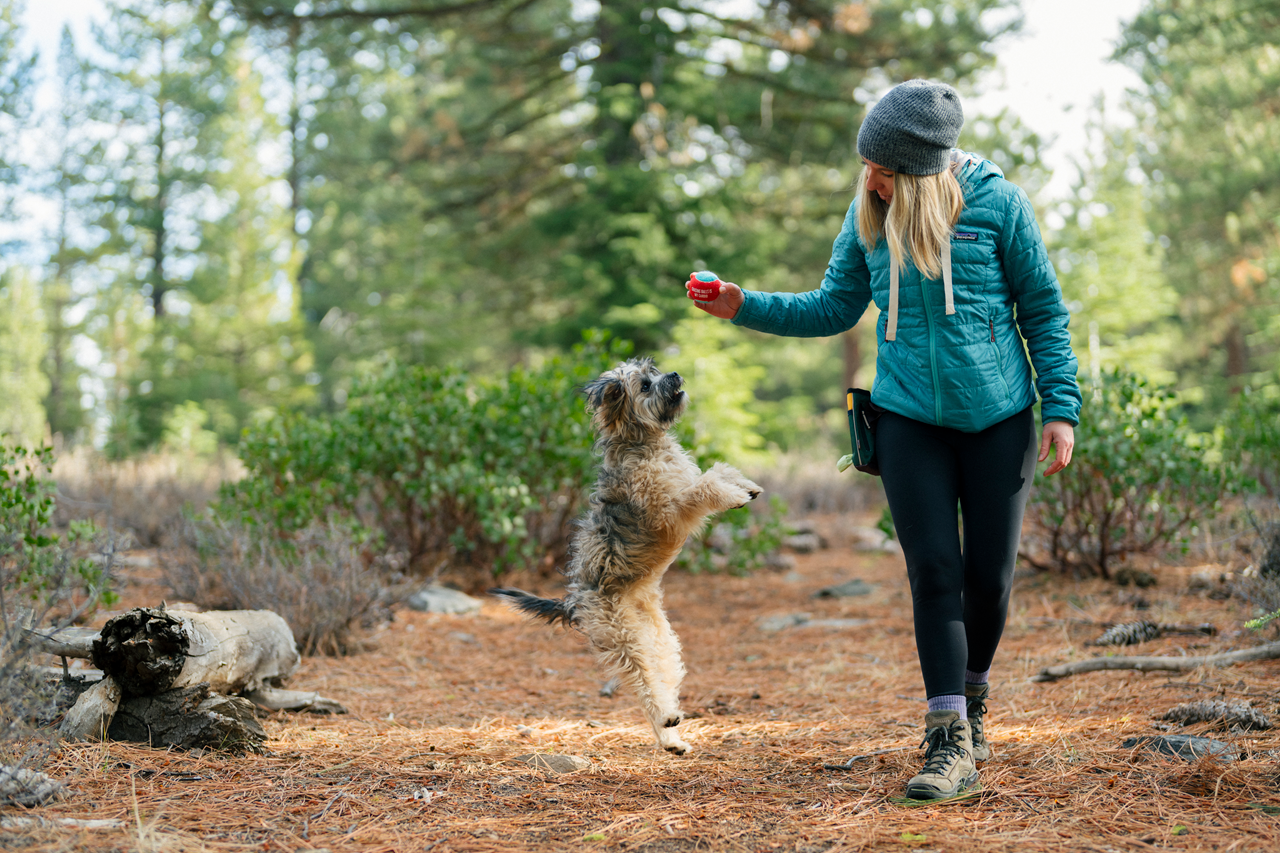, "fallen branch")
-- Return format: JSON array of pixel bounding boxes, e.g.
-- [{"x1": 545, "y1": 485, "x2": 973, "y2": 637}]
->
[{"x1": 1032, "y1": 641, "x2": 1280, "y2": 683}]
